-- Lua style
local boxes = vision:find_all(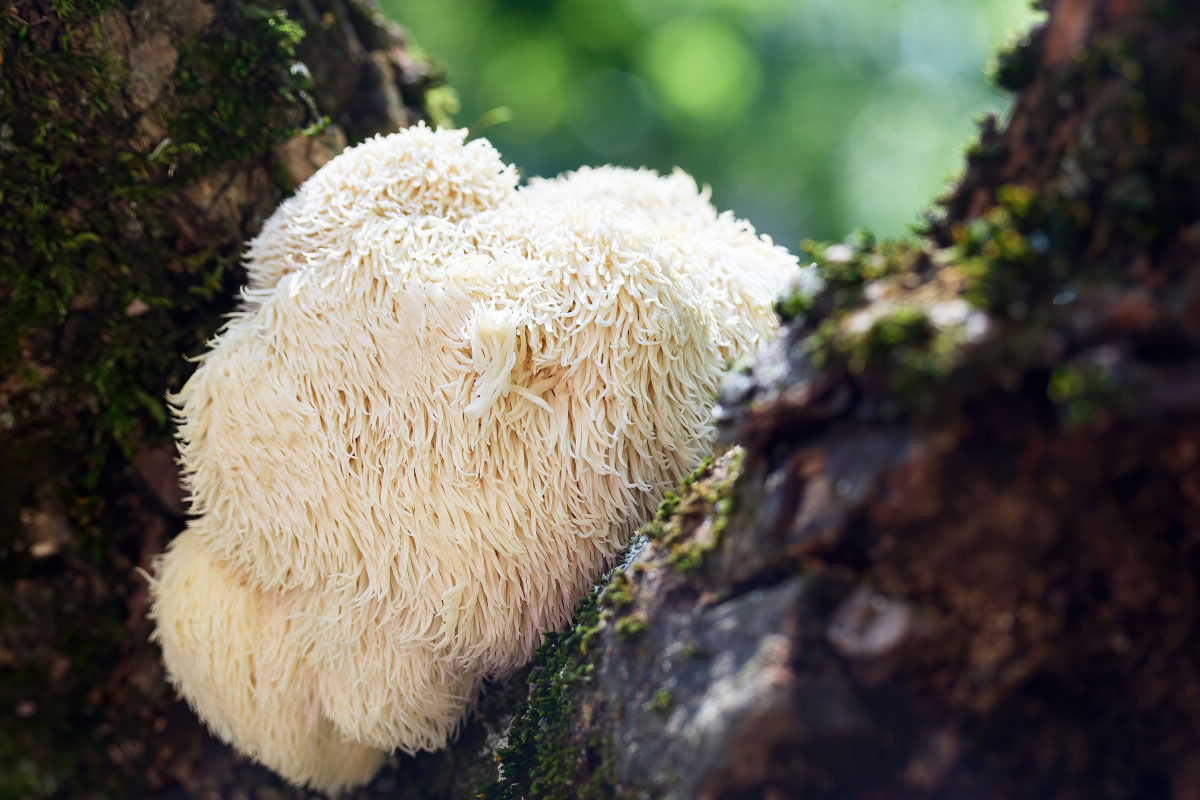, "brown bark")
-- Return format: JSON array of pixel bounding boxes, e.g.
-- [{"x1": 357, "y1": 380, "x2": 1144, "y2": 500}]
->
[
  {"x1": 477, "y1": 0, "x2": 1200, "y2": 798},
  {"x1": 7, "y1": 0, "x2": 1200, "y2": 797},
  {"x1": 0, "y1": 0, "x2": 441, "y2": 795}
]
